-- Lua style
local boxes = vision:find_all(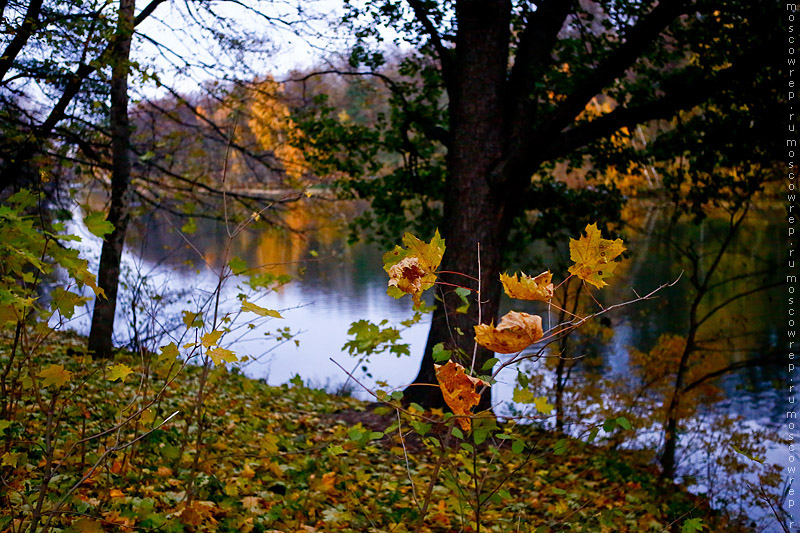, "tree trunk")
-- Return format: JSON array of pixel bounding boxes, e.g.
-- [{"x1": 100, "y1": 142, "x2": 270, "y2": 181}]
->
[
  {"x1": 403, "y1": 0, "x2": 513, "y2": 411},
  {"x1": 87, "y1": 0, "x2": 135, "y2": 358}
]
